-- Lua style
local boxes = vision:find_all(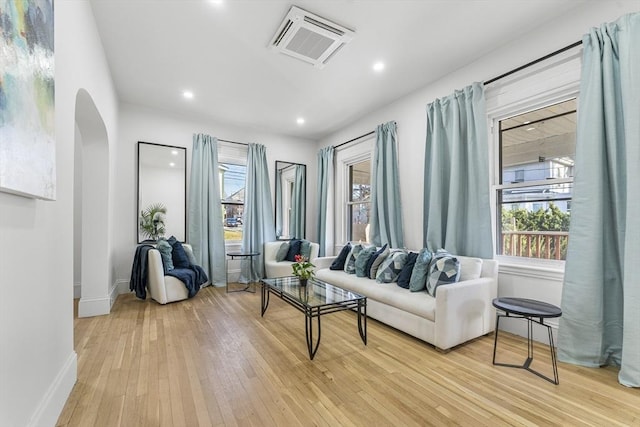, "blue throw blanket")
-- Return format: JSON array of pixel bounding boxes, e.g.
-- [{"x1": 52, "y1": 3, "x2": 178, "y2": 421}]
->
[{"x1": 166, "y1": 265, "x2": 208, "y2": 298}]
